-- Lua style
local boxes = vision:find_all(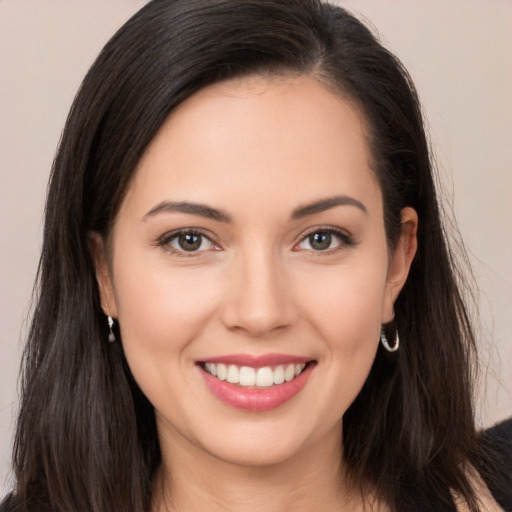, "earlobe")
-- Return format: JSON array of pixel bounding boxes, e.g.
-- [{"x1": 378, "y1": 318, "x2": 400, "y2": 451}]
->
[
  {"x1": 382, "y1": 207, "x2": 418, "y2": 322},
  {"x1": 87, "y1": 231, "x2": 118, "y2": 318}
]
